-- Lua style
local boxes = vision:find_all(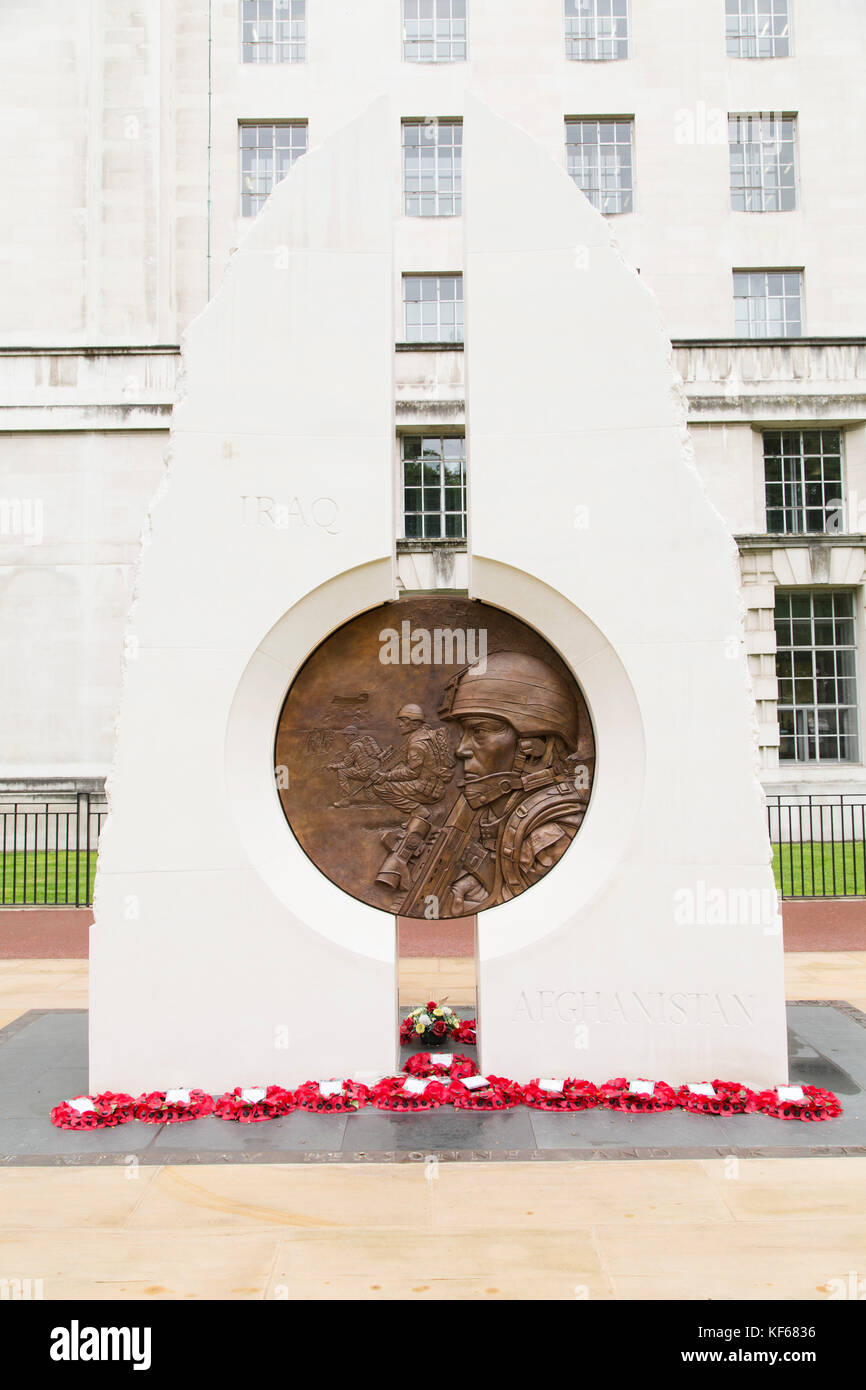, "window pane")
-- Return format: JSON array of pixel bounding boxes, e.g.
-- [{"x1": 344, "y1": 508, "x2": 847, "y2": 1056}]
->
[
  {"x1": 775, "y1": 589, "x2": 859, "y2": 763},
  {"x1": 566, "y1": 118, "x2": 634, "y2": 214},
  {"x1": 403, "y1": 121, "x2": 463, "y2": 216},
  {"x1": 727, "y1": 0, "x2": 790, "y2": 57},
  {"x1": 735, "y1": 269, "x2": 802, "y2": 338},
  {"x1": 404, "y1": 0, "x2": 467, "y2": 61},
  {"x1": 763, "y1": 429, "x2": 844, "y2": 535},
  {"x1": 240, "y1": 123, "x2": 307, "y2": 215},
  {"x1": 566, "y1": 0, "x2": 630, "y2": 59},
  {"x1": 401, "y1": 436, "x2": 466, "y2": 540},
  {"x1": 241, "y1": 0, "x2": 306, "y2": 62},
  {"x1": 729, "y1": 113, "x2": 796, "y2": 213}
]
